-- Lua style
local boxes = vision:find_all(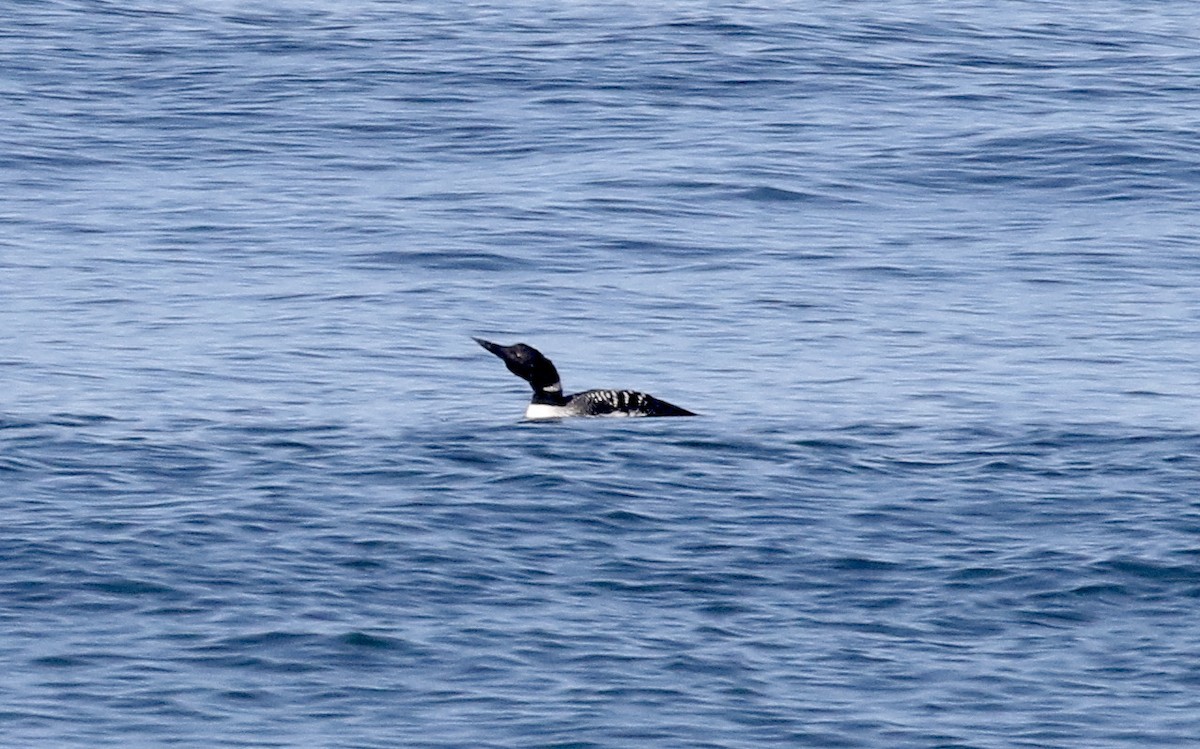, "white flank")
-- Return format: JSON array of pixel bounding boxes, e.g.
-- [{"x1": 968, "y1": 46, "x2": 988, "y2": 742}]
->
[{"x1": 525, "y1": 402, "x2": 570, "y2": 420}]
